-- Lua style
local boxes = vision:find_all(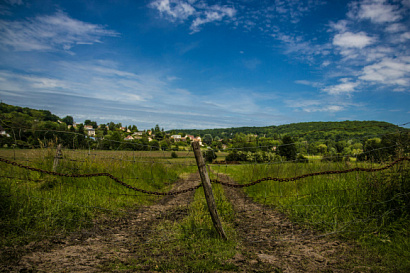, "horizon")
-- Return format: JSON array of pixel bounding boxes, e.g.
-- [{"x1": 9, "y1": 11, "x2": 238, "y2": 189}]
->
[{"x1": 0, "y1": 0, "x2": 409, "y2": 130}]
